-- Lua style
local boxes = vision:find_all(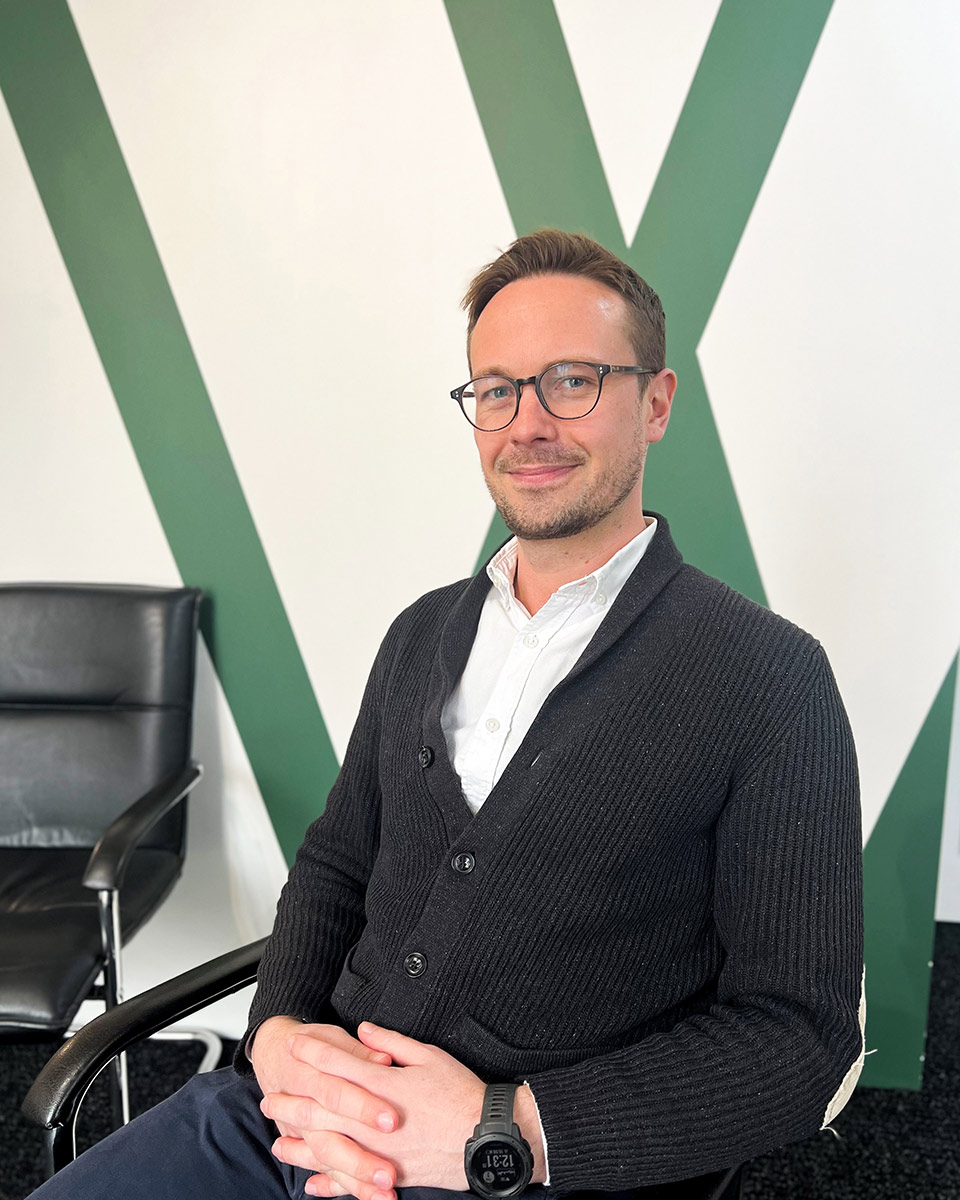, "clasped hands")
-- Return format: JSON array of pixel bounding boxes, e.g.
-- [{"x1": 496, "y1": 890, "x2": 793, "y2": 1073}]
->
[{"x1": 252, "y1": 1015, "x2": 543, "y2": 1199}]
